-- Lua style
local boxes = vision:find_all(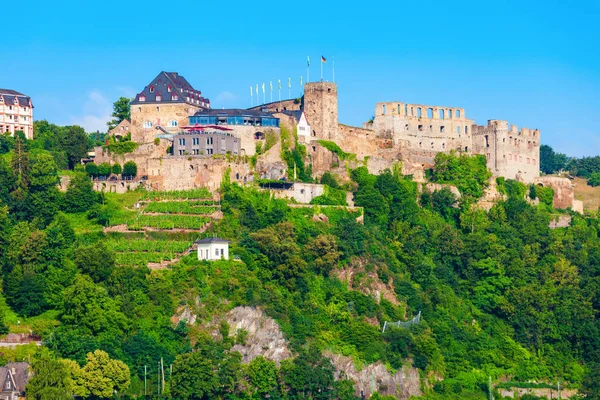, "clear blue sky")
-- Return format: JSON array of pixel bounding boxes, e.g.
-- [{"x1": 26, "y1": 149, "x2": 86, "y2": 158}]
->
[{"x1": 4, "y1": 0, "x2": 599, "y2": 156}]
